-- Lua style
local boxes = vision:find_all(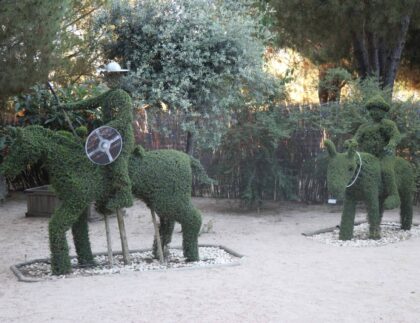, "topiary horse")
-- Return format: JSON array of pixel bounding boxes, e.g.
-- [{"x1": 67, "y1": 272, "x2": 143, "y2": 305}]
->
[
  {"x1": 0, "y1": 126, "x2": 209, "y2": 275},
  {"x1": 324, "y1": 139, "x2": 415, "y2": 240}
]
